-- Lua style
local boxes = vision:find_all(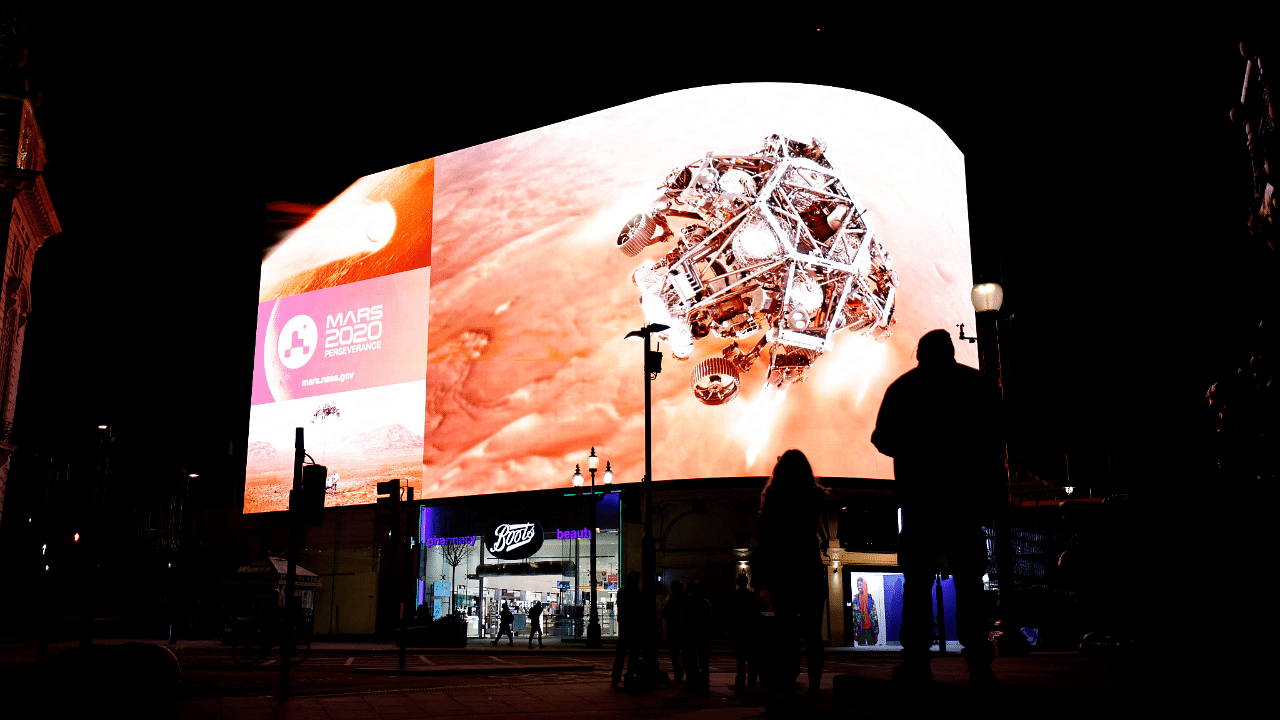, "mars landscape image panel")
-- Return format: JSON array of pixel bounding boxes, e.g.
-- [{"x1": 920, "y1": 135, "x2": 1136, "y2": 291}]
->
[{"x1": 421, "y1": 84, "x2": 976, "y2": 498}]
